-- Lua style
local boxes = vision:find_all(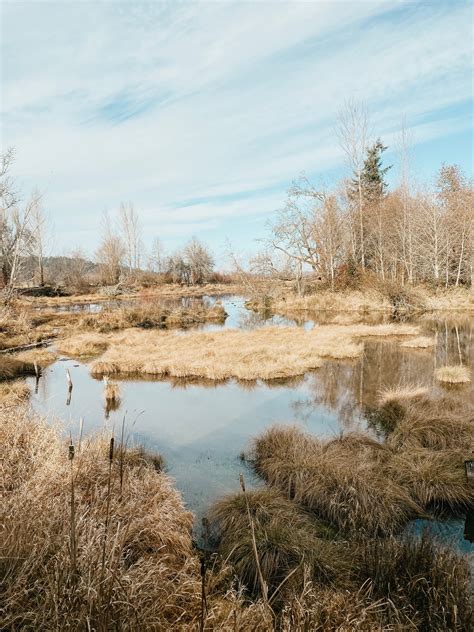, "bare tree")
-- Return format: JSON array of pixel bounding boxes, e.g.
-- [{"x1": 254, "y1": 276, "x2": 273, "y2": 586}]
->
[
  {"x1": 337, "y1": 100, "x2": 370, "y2": 270},
  {"x1": 0, "y1": 150, "x2": 40, "y2": 294},
  {"x1": 183, "y1": 237, "x2": 214, "y2": 284},
  {"x1": 147, "y1": 237, "x2": 166, "y2": 274},
  {"x1": 119, "y1": 202, "x2": 143, "y2": 276},
  {"x1": 96, "y1": 212, "x2": 125, "y2": 285},
  {"x1": 30, "y1": 195, "x2": 53, "y2": 287}
]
